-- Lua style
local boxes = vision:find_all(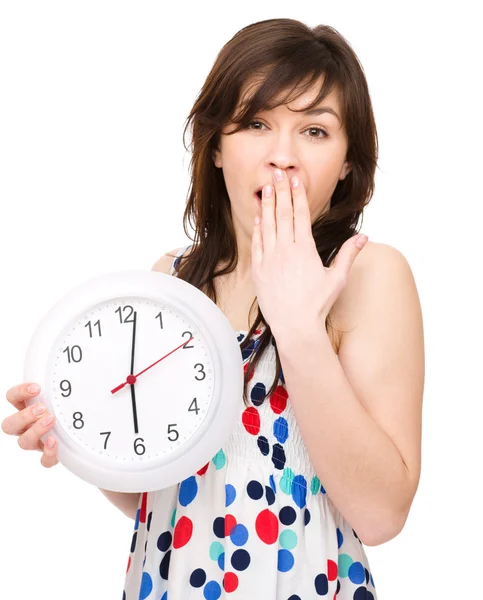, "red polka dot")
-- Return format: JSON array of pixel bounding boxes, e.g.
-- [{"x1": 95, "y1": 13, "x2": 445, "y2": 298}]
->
[
  {"x1": 126, "y1": 555, "x2": 131, "y2": 573},
  {"x1": 173, "y1": 516, "x2": 193, "y2": 548},
  {"x1": 140, "y1": 492, "x2": 148, "y2": 523},
  {"x1": 197, "y1": 462, "x2": 209, "y2": 476},
  {"x1": 243, "y1": 362, "x2": 255, "y2": 382},
  {"x1": 328, "y1": 558, "x2": 338, "y2": 580},
  {"x1": 270, "y1": 386, "x2": 287, "y2": 414},
  {"x1": 223, "y1": 571, "x2": 239, "y2": 592},
  {"x1": 225, "y1": 514, "x2": 237, "y2": 536},
  {"x1": 242, "y1": 407, "x2": 260, "y2": 435},
  {"x1": 255, "y1": 509, "x2": 279, "y2": 544}
]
